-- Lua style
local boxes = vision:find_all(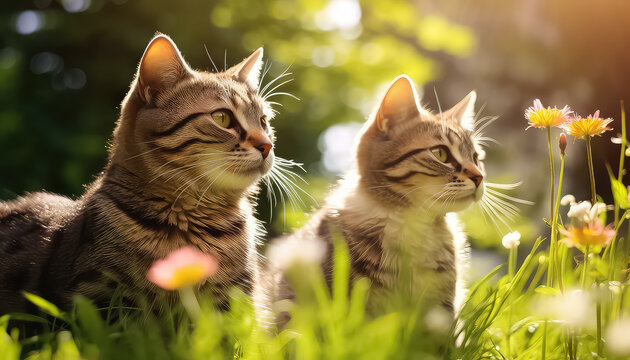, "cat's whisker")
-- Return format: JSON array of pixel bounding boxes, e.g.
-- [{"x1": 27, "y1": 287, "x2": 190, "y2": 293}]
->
[
  {"x1": 263, "y1": 91, "x2": 300, "y2": 101},
  {"x1": 474, "y1": 136, "x2": 501, "y2": 147},
  {"x1": 149, "y1": 152, "x2": 233, "y2": 181},
  {"x1": 196, "y1": 162, "x2": 237, "y2": 207},
  {"x1": 151, "y1": 157, "x2": 229, "y2": 184},
  {"x1": 399, "y1": 184, "x2": 445, "y2": 200},
  {"x1": 483, "y1": 192, "x2": 518, "y2": 219},
  {"x1": 485, "y1": 181, "x2": 523, "y2": 190},
  {"x1": 472, "y1": 116, "x2": 499, "y2": 138},
  {"x1": 479, "y1": 200, "x2": 506, "y2": 231},
  {"x1": 262, "y1": 79, "x2": 294, "y2": 100},
  {"x1": 204, "y1": 44, "x2": 220, "y2": 73},
  {"x1": 473, "y1": 102, "x2": 488, "y2": 123},
  {"x1": 480, "y1": 196, "x2": 512, "y2": 230},
  {"x1": 433, "y1": 87, "x2": 446, "y2": 135},
  {"x1": 125, "y1": 146, "x2": 165, "y2": 161},
  {"x1": 263, "y1": 156, "x2": 315, "y2": 217},
  {"x1": 257, "y1": 60, "x2": 272, "y2": 92},
  {"x1": 485, "y1": 187, "x2": 533, "y2": 205},
  {"x1": 260, "y1": 66, "x2": 292, "y2": 98},
  {"x1": 172, "y1": 162, "x2": 229, "y2": 207}
]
